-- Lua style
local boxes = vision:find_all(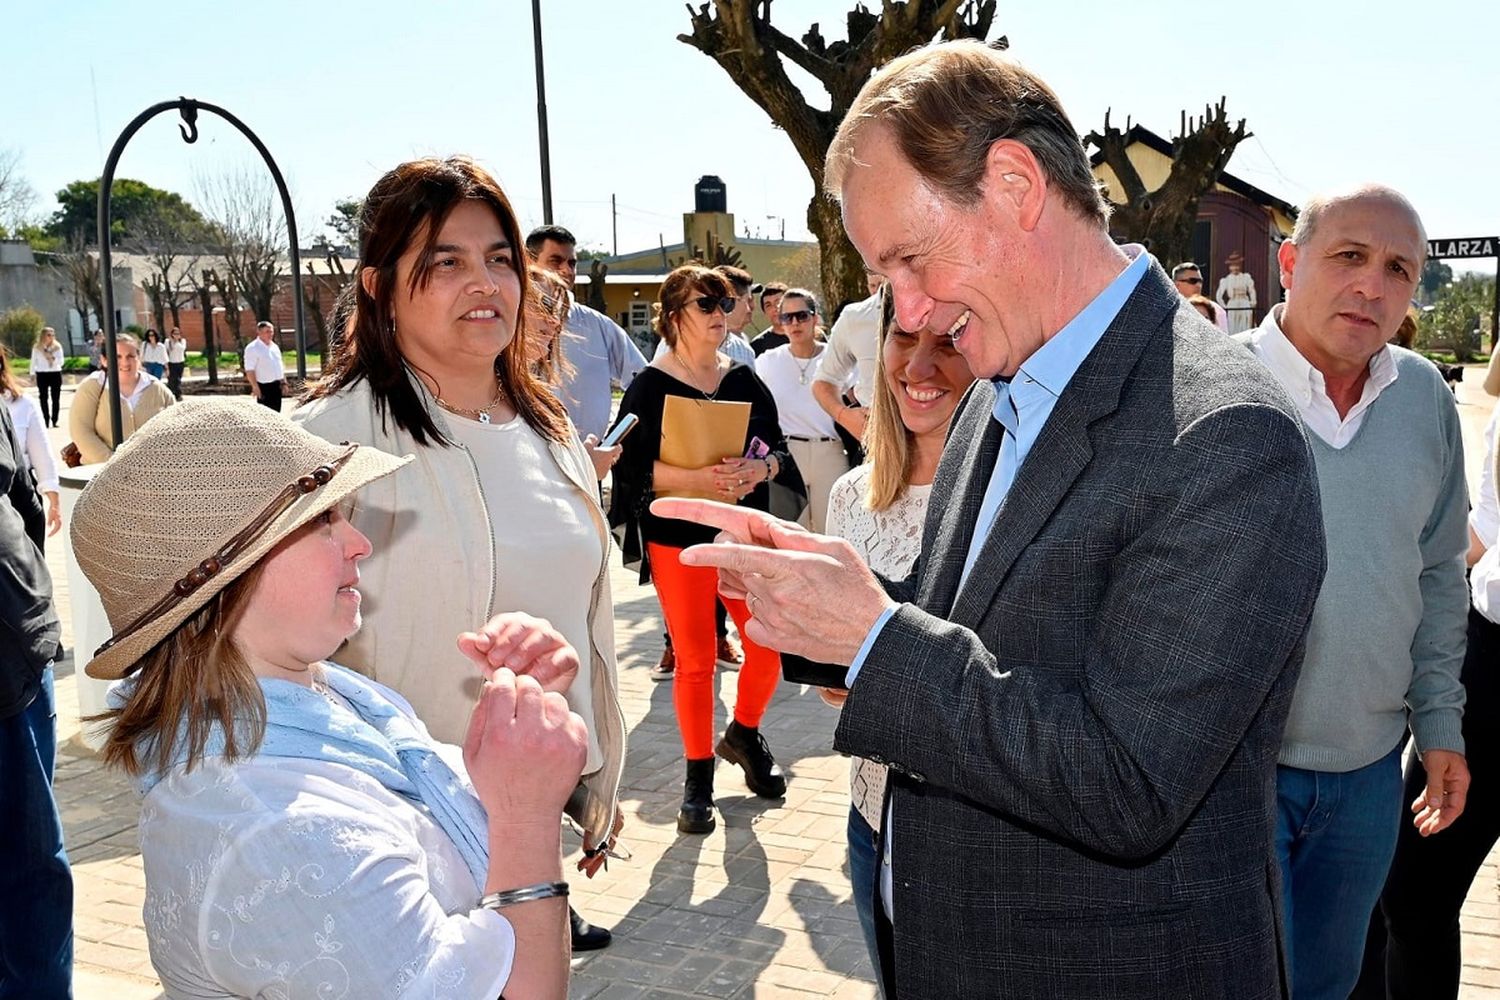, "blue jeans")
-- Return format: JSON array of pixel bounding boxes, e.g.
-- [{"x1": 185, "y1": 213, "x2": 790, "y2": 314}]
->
[
  {"x1": 143, "y1": 361, "x2": 166, "y2": 379},
  {"x1": 847, "y1": 806, "x2": 887, "y2": 996},
  {"x1": 0, "y1": 667, "x2": 73, "y2": 998},
  {"x1": 1275, "y1": 743, "x2": 1403, "y2": 1000}
]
